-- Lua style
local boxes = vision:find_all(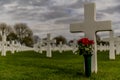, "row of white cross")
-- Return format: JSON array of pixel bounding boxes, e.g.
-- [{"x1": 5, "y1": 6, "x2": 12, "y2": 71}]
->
[
  {"x1": 33, "y1": 33, "x2": 78, "y2": 57},
  {"x1": 0, "y1": 32, "x2": 78, "y2": 57},
  {"x1": 0, "y1": 31, "x2": 34, "y2": 56},
  {"x1": 97, "y1": 43, "x2": 120, "y2": 55},
  {"x1": 34, "y1": 33, "x2": 120, "y2": 58},
  {"x1": 2, "y1": 31, "x2": 119, "y2": 59}
]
